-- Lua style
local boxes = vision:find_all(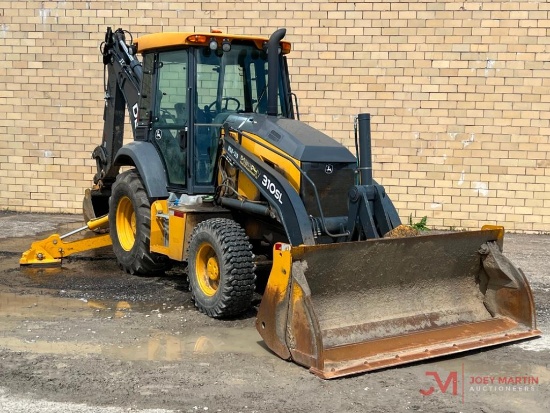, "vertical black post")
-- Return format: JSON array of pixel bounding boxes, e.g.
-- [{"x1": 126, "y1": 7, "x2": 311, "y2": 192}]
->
[
  {"x1": 357, "y1": 113, "x2": 373, "y2": 186},
  {"x1": 267, "y1": 28, "x2": 286, "y2": 116}
]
